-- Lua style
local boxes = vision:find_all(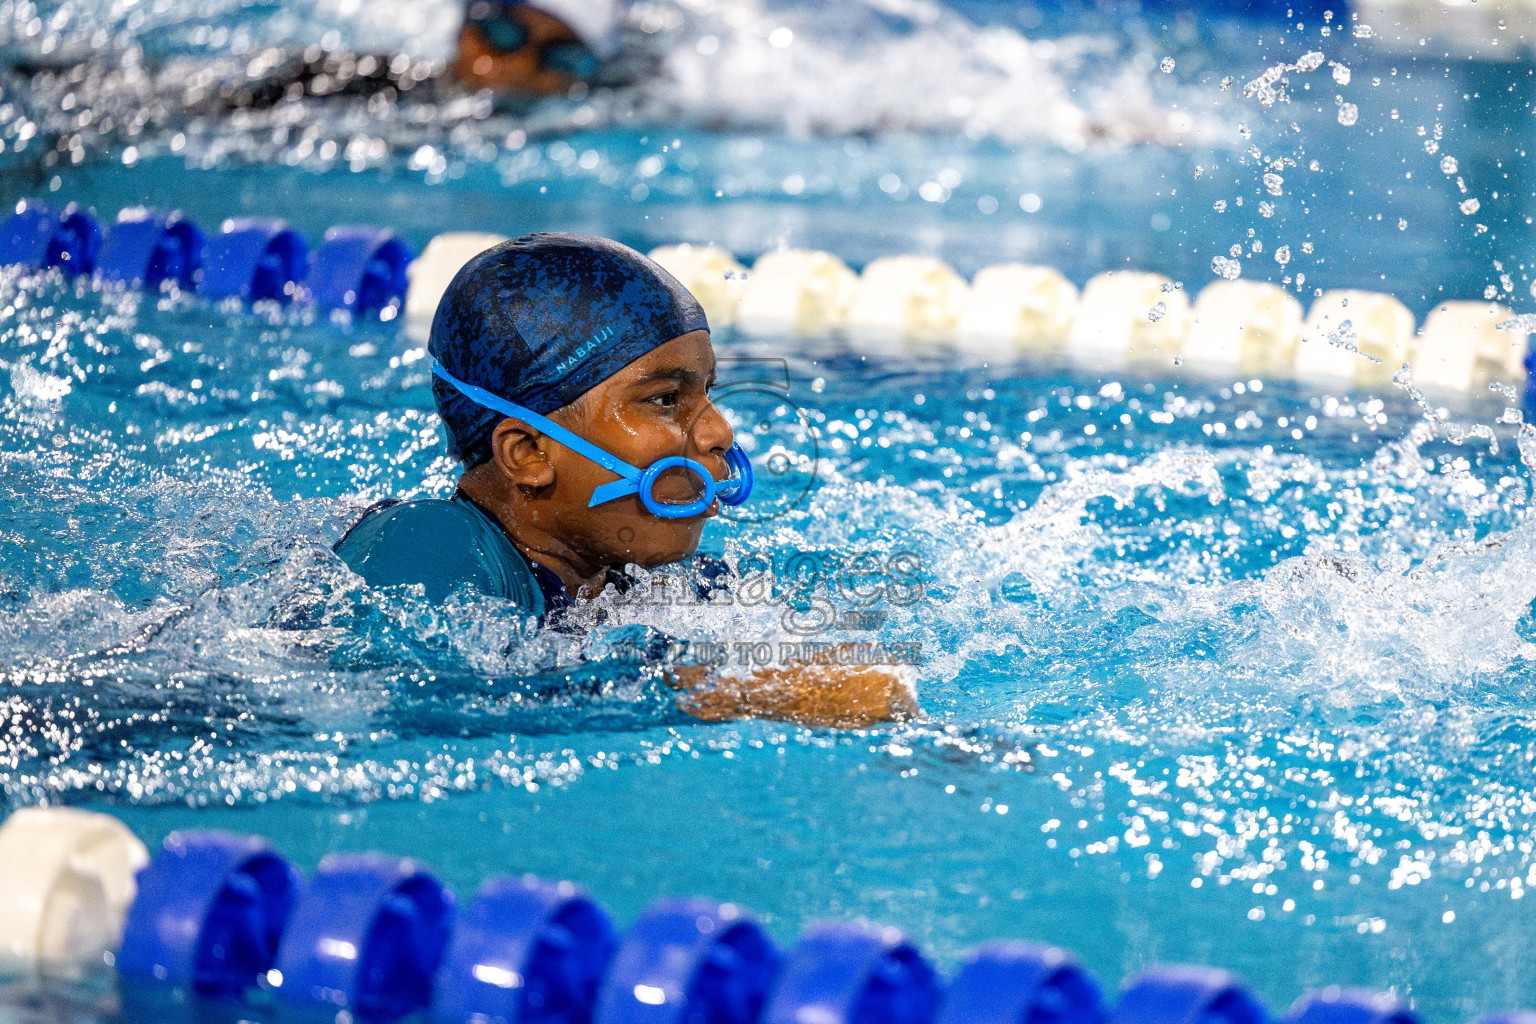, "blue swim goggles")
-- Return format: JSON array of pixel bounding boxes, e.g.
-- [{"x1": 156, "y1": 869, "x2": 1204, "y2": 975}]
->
[
  {"x1": 464, "y1": 0, "x2": 603, "y2": 79},
  {"x1": 433, "y1": 361, "x2": 753, "y2": 519}
]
